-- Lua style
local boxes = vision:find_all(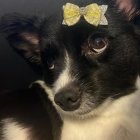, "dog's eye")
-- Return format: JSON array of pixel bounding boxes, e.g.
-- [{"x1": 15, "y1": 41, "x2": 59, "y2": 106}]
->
[
  {"x1": 43, "y1": 47, "x2": 56, "y2": 70},
  {"x1": 47, "y1": 59, "x2": 55, "y2": 70},
  {"x1": 87, "y1": 35, "x2": 108, "y2": 54}
]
